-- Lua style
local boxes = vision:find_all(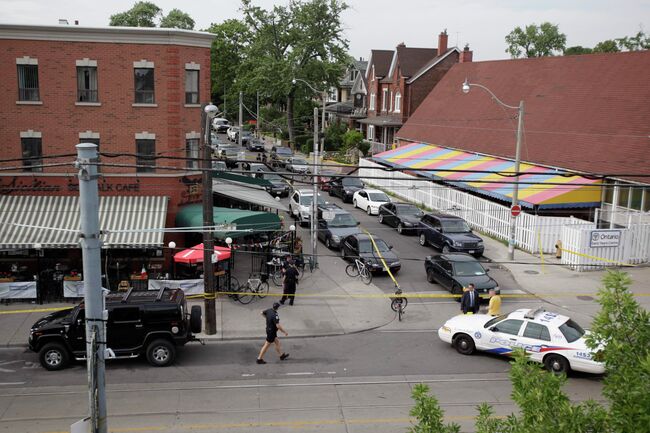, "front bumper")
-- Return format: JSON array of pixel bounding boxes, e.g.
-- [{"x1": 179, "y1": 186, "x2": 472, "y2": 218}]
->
[
  {"x1": 448, "y1": 244, "x2": 485, "y2": 256},
  {"x1": 367, "y1": 261, "x2": 401, "y2": 272}
]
